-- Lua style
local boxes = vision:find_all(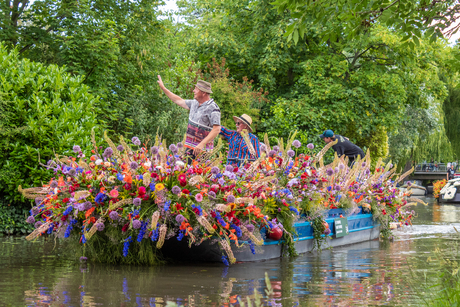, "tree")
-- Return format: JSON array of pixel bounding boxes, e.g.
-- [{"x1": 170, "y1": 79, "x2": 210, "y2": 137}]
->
[{"x1": 272, "y1": 0, "x2": 460, "y2": 48}]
